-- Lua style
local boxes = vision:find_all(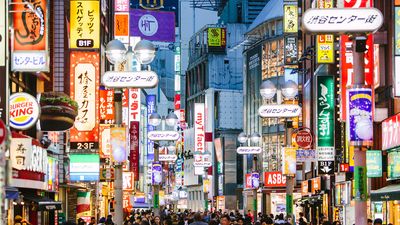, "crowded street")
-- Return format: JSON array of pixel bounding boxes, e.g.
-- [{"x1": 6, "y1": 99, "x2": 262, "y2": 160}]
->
[{"x1": 0, "y1": 0, "x2": 399, "y2": 225}]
